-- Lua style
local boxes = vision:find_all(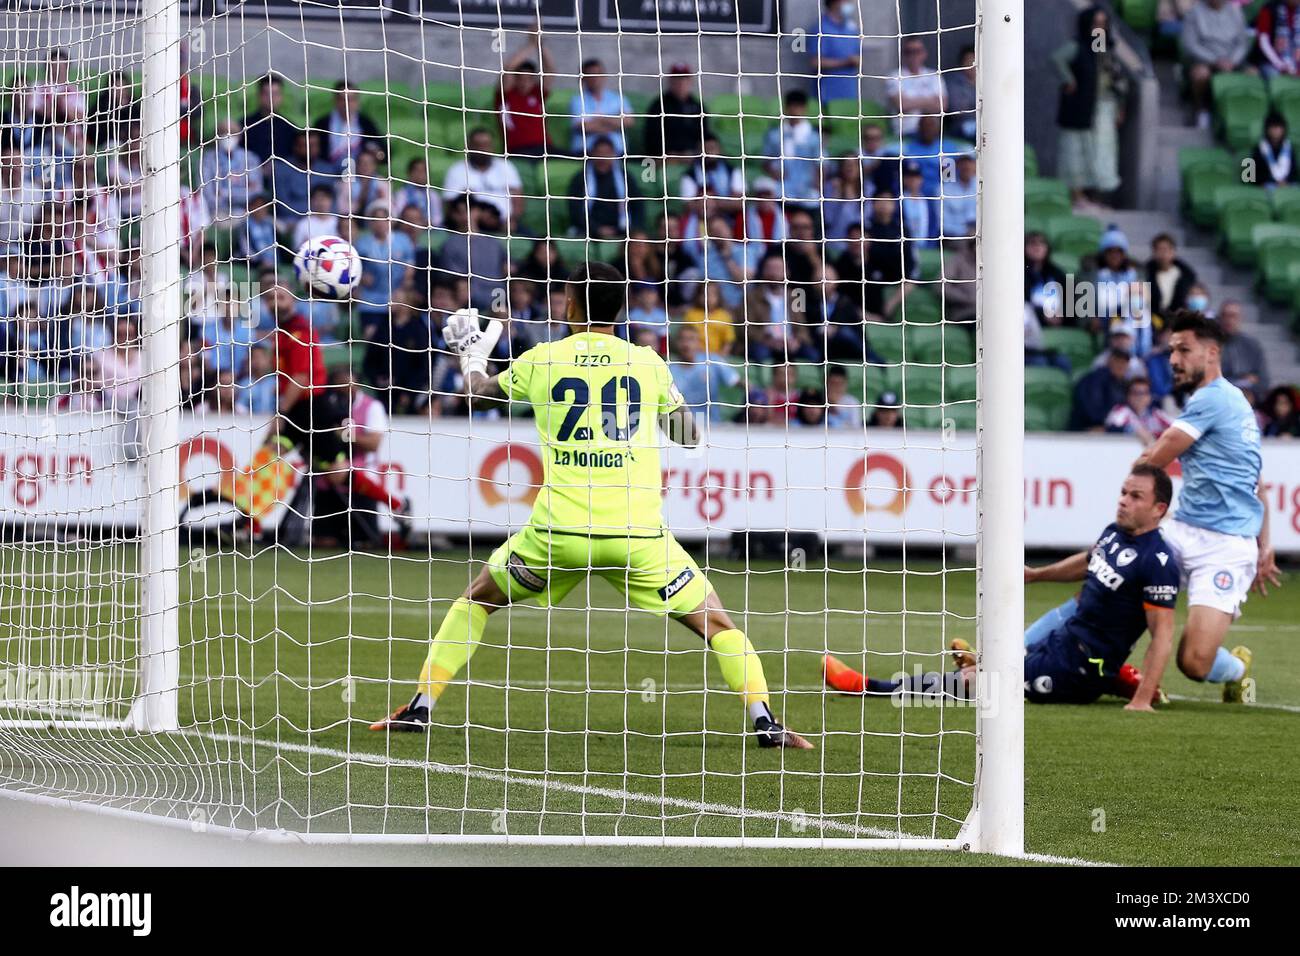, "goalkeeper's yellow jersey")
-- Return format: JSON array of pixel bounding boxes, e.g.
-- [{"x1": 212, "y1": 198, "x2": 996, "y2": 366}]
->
[{"x1": 496, "y1": 330, "x2": 684, "y2": 537}]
